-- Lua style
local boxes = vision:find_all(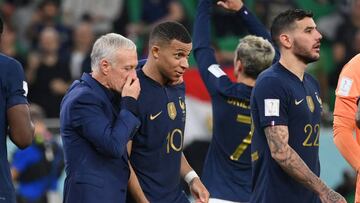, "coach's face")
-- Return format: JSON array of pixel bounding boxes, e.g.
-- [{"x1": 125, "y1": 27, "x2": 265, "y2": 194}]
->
[
  {"x1": 107, "y1": 49, "x2": 138, "y2": 93},
  {"x1": 291, "y1": 17, "x2": 322, "y2": 64},
  {"x1": 155, "y1": 39, "x2": 192, "y2": 84}
]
